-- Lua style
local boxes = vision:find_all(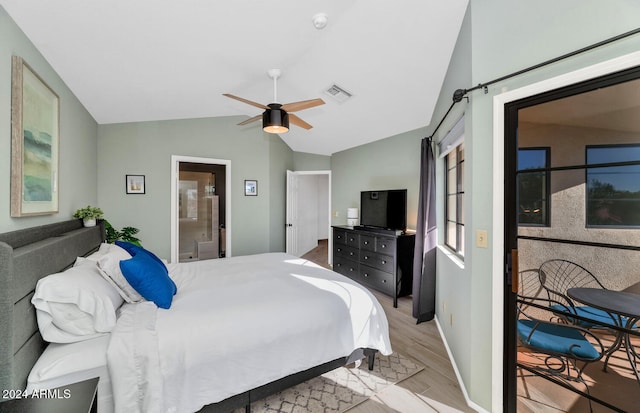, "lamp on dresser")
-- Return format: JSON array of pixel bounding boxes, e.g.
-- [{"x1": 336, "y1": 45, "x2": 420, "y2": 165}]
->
[{"x1": 347, "y1": 208, "x2": 358, "y2": 226}]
